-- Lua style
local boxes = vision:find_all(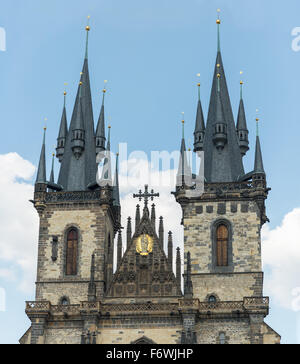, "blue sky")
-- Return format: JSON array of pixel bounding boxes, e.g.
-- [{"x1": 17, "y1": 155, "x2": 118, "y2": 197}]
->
[{"x1": 0, "y1": 0, "x2": 300, "y2": 344}]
